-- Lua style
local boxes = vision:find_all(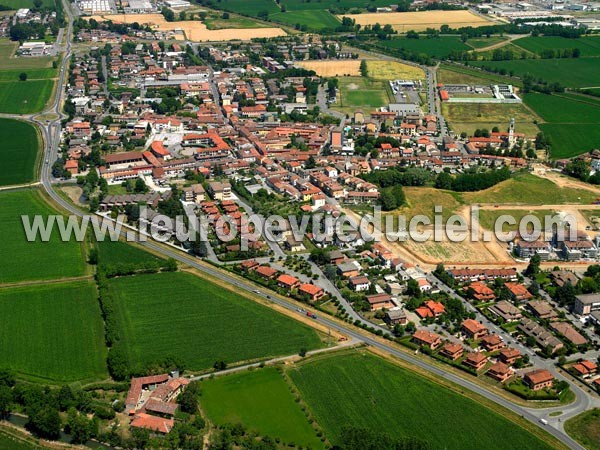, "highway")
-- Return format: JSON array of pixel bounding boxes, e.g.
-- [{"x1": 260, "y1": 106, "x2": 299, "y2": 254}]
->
[{"x1": 22, "y1": 1, "x2": 588, "y2": 448}]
